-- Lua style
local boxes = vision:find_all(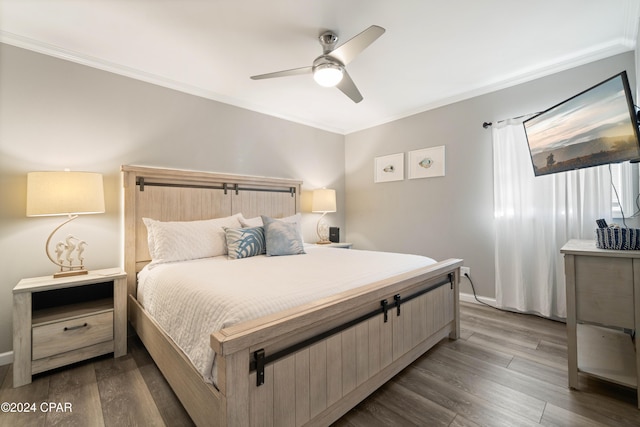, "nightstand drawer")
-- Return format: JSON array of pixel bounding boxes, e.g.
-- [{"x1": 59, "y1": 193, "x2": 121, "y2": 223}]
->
[{"x1": 32, "y1": 310, "x2": 114, "y2": 360}]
